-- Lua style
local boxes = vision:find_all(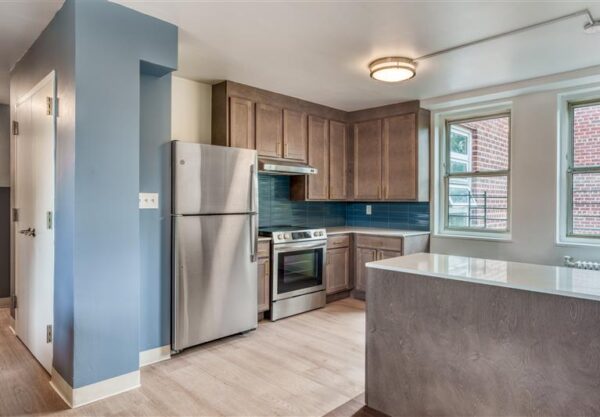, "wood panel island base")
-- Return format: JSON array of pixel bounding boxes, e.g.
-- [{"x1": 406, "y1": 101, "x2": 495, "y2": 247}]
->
[{"x1": 365, "y1": 253, "x2": 600, "y2": 417}]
